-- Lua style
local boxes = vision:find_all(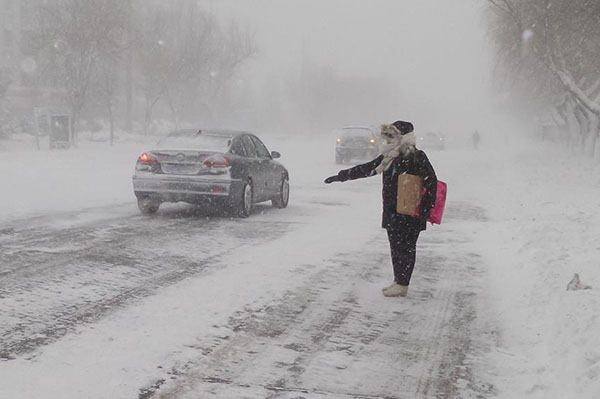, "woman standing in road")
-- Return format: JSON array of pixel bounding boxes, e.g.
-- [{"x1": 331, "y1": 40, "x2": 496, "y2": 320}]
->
[{"x1": 324, "y1": 120, "x2": 437, "y2": 297}]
